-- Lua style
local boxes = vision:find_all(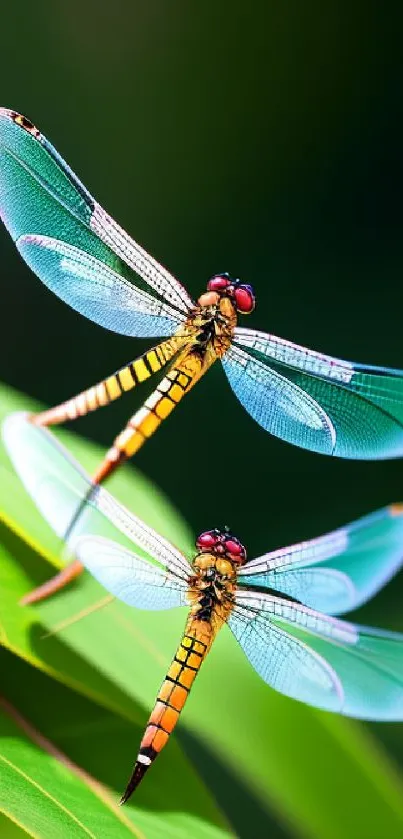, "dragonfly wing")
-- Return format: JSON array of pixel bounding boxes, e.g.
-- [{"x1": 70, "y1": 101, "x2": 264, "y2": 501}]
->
[
  {"x1": 18, "y1": 234, "x2": 182, "y2": 337},
  {"x1": 76, "y1": 536, "x2": 188, "y2": 610},
  {"x1": 230, "y1": 592, "x2": 403, "y2": 719},
  {"x1": 229, "y1": 327, "x2": 403, "y2": 459},
  {"x1": 222, "y1": 344, "x2": 336, "y2": 455},
  {"x1": 2, "y1": 412, "x2": 193, "y2": 581},
  {"x1": 0, "y1": 108, "x2": 193, "y2": 333},
  {"x1": 238, "y1": 505, "x2": 403, "y2": 614},
  {"x1": 89, "y1": 201, "x2": 193, "y2": 314}
]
